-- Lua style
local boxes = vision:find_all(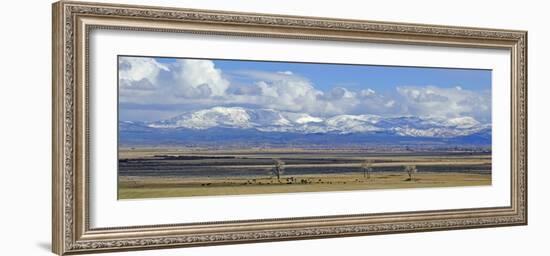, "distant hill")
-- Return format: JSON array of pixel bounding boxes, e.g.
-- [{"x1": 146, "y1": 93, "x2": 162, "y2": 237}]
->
[{"x1": 119, "y1": 107, "x2": 491, "y2": 149}]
